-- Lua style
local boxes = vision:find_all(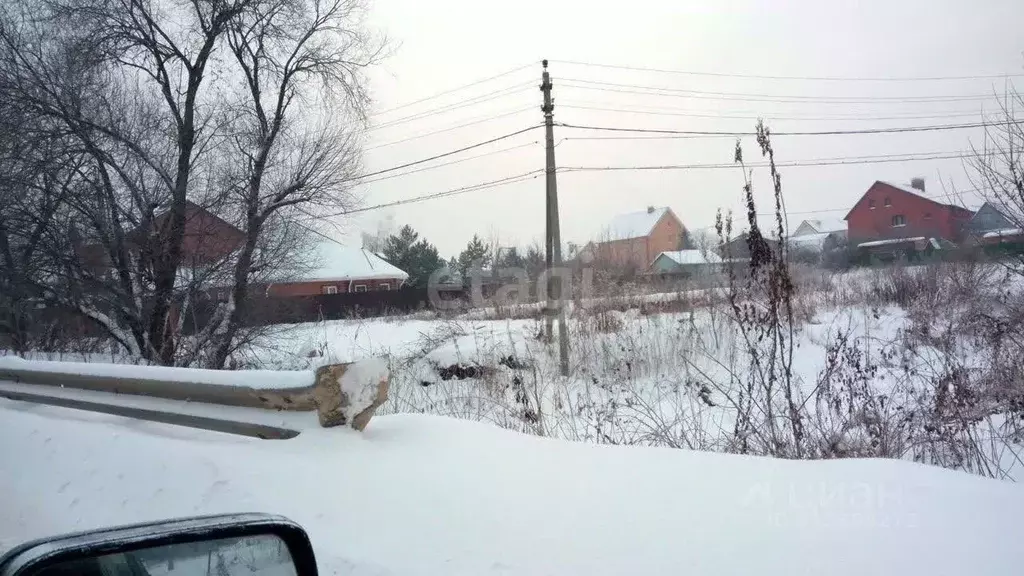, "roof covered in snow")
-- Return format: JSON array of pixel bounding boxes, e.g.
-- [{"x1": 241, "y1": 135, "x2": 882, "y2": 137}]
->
[
  {"x1": 857, "y1": 237, "x2": 927, "y2": 248},
  {"x1": 982, "y1": 227, "x2": 1024, "y2": 239},
  {"x1": 787, "y1": 232, "x2": 835, "y2": 250},
  {"x1": 794, "y1": 219, "x2": 846, "y2": 236},
  {"x1": 878, "y1": 181, "x2": 931, "y2": 198},
  {"x1": 843, "y1": 181, "x2": 975, "y2": 221},
  {"x1": 876, "y1": 181, "x2": 975, "y2": 211},
  {"x1": 598, "y1": 207, "x2": 671, "y2": 241},
  {"x1": 655, "y1": 250, "x2": 722, "y2": 266},
  {"x1": 291, "y1": 241, "x2": 408, "y2": 282}
]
